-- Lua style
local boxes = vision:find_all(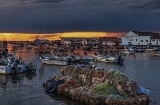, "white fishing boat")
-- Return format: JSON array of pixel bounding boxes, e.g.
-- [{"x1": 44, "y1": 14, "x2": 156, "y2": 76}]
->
[
  {"x1": 93, "y1": 54, "x2": 118, "y2": 63},
  {"x1": 0, "y1": 57, "x2": 36, "y2": 75},
  {"x1": 39, "y1": 56, "x2": 68, "y2": 66},
  {"x1": 123, "y1": 48, "x2": 135, "y2": 54}
]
